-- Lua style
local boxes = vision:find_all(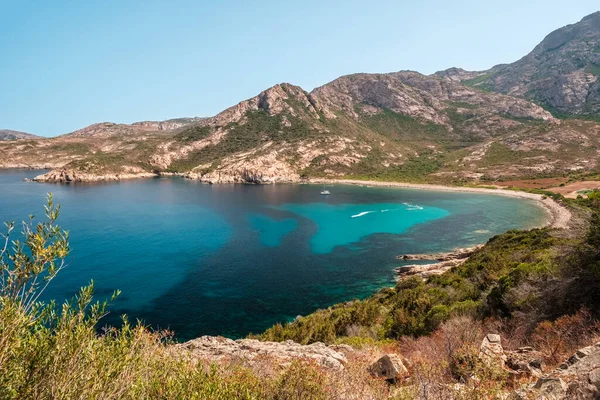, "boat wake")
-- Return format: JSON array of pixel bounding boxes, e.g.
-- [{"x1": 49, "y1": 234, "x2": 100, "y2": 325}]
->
[
  {"x1": 351, "y1": 203, "x2": 424, "y2": 218},
  {"x1": 403, "y1": 202, "x2": 424, "y2": 210},
  {"x1": 351, "y1": 211, "x2": 376, "y2": 218}
]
